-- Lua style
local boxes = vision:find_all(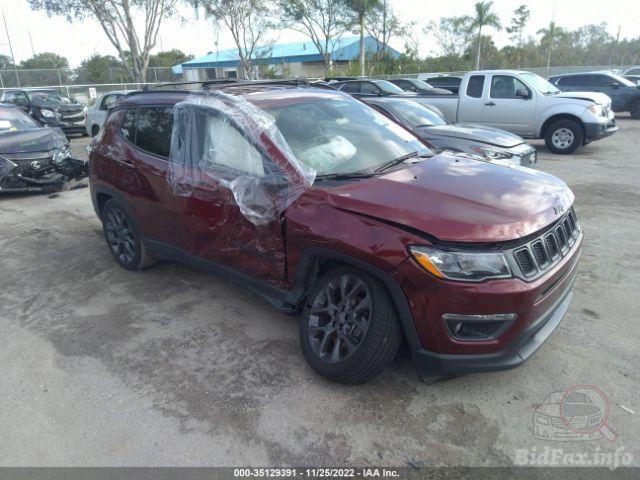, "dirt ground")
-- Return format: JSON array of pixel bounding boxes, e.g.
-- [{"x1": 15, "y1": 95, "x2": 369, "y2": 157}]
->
[{"x1": 1, "y1": 116, "x2": 638, "y2": 468}]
